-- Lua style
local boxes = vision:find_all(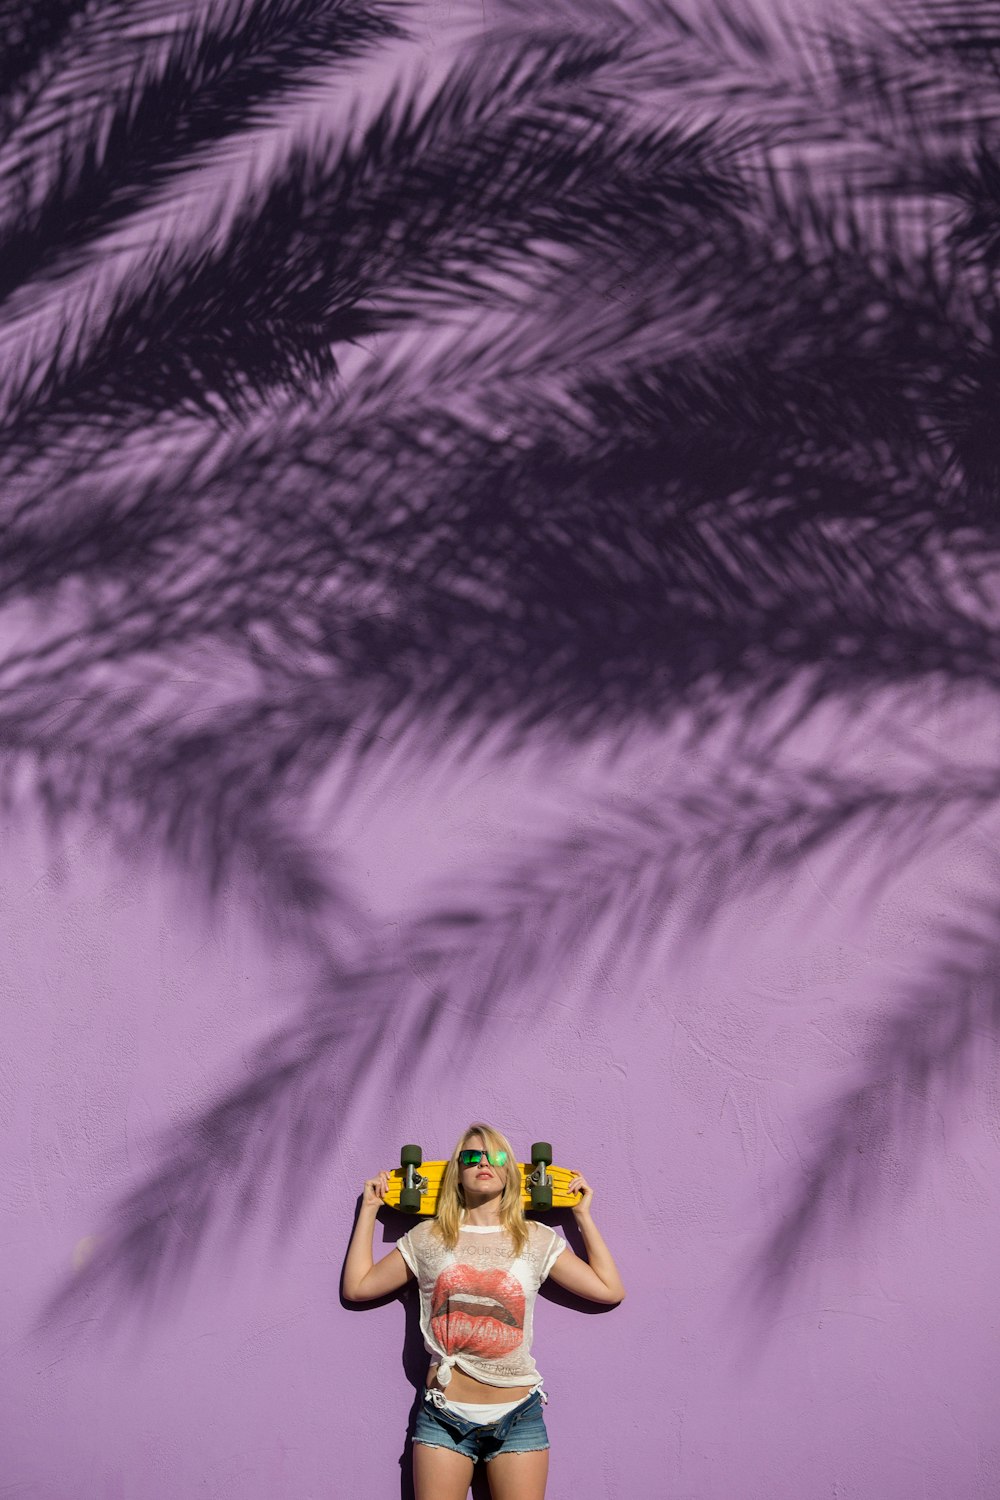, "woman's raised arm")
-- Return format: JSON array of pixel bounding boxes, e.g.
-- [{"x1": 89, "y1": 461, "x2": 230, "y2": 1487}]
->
[
  {"x1": 342, "y1": 1172, "x2": 414, "y2": 1302},
  {"x1": 546, "y1": 1174, "x2": 625, "y2": 1305}
]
